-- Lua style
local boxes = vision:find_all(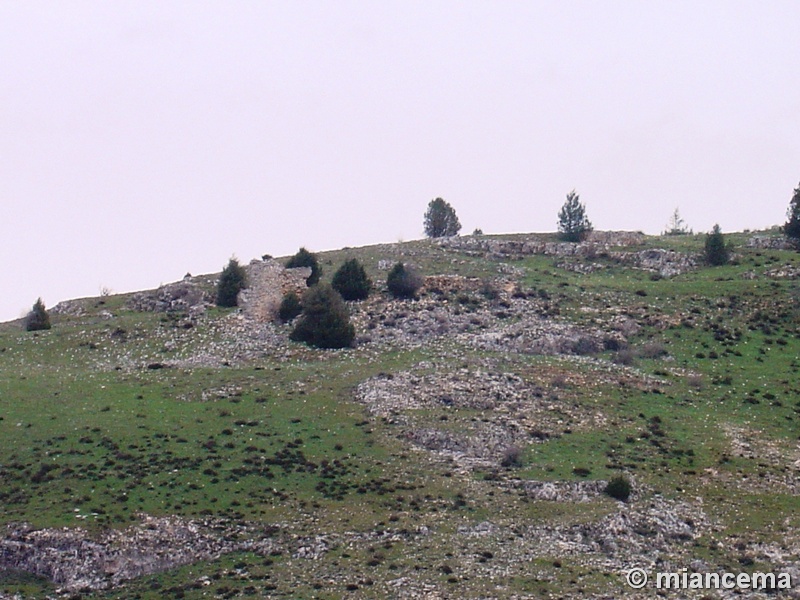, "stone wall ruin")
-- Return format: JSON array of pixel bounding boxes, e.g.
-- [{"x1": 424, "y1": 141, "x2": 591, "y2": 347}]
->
[{"x1": 237, "y1": 259, "x2": 311, "y2": 322}]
